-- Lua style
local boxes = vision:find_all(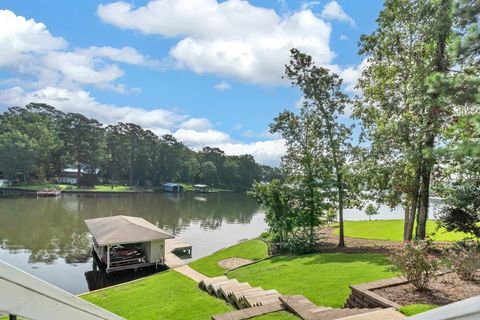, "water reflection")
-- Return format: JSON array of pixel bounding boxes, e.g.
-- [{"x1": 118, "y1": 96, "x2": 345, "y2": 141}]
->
[{"x1": 0, "y1": 192, "x2": 266, "y2": 293}]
